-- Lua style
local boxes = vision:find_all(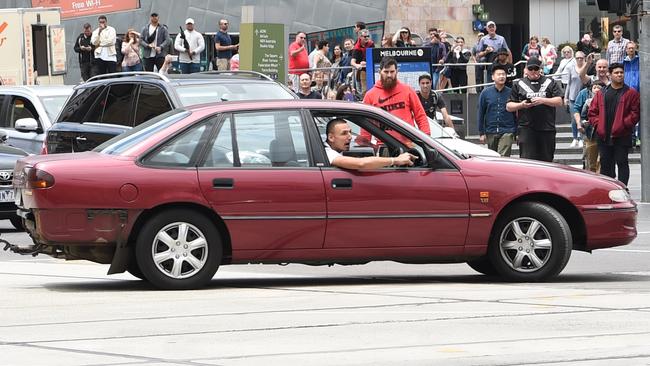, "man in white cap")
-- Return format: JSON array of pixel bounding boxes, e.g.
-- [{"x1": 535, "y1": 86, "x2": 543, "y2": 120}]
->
[
  {"x1": 174, "y1": 18, "x2": 205, "y2": 74},
  {"x1": 476, "y1": 21, "x2": 511, "y2": 64}
]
